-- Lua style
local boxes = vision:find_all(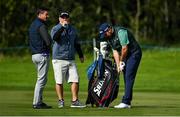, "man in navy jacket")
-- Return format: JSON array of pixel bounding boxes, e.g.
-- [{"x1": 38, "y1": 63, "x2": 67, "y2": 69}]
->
[{"x1": 29, "y1": 7, "x2": 51, "y2": 109}]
